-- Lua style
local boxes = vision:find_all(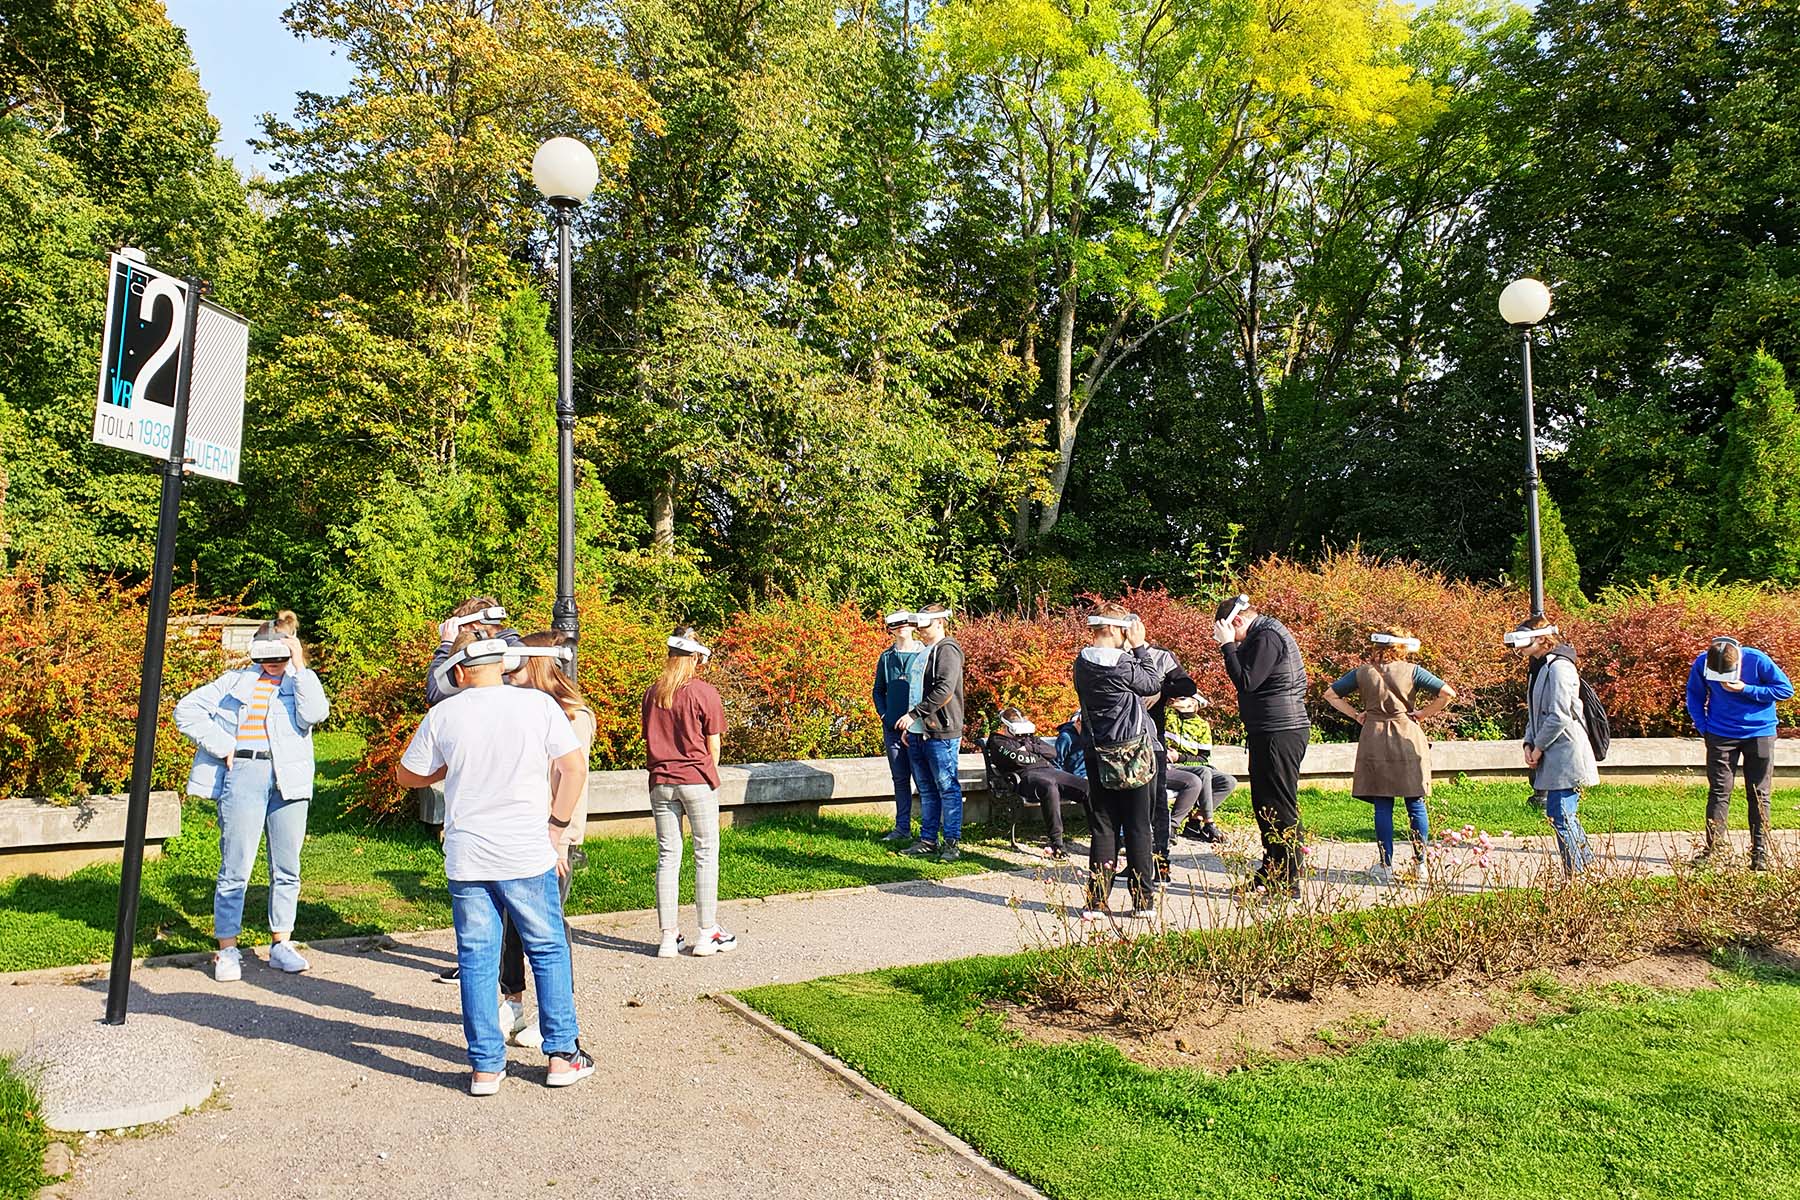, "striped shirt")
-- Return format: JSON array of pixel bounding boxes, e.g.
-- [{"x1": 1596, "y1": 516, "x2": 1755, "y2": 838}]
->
[{"x1": 236, "y1": 675, "x2": 280, "y2": 749}]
